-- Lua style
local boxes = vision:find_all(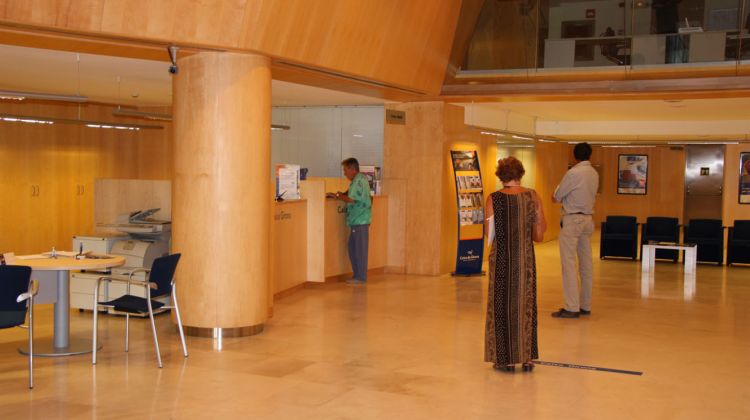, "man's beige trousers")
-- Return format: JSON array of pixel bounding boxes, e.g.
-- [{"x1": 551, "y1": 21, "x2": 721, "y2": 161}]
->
[{"x1": 559, "y1": 214, "x2": 594, "y2": 312}]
